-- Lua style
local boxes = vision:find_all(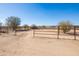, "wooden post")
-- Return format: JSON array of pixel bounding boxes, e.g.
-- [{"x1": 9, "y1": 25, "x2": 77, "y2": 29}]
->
[
  {"x1": 33, "y1": 29, "x2": 35, "y2": 38},
  {"x1": 74, "y1": 26, "x2": 76, "y2": 40},
  {"x1": 57, "y1": 26, "x2": 60, "y2": 39}
]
